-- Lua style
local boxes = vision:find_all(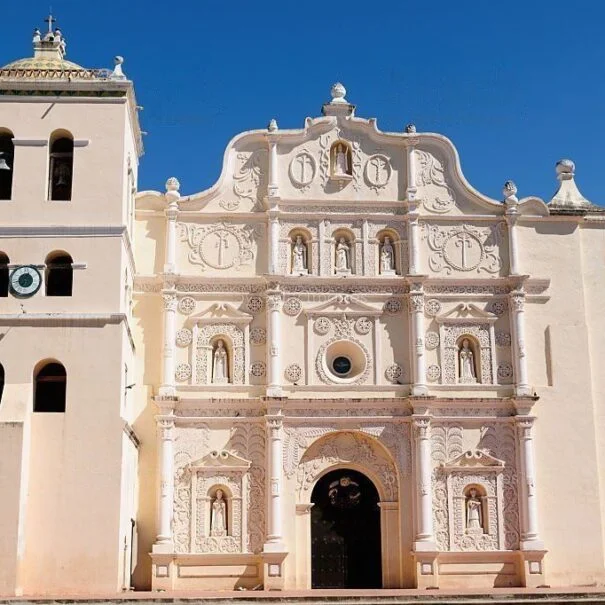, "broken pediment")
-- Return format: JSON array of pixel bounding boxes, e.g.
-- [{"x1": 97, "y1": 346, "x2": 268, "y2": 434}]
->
[
  {"x1": 186, "y1": 303, "x2": 253, "y2": 326},
  {"x1": 442, "y1": 449, "x2": 505, "y2": 471},
  {"x1": 436, "y1": 303, "x2": 497, "y2": 324},
  {"x1": 189, "y1": 450, "x2": 252, "y2": 472},
  {"x1": 304, "y1": 294, "x2": 382, "y2": 317}
]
